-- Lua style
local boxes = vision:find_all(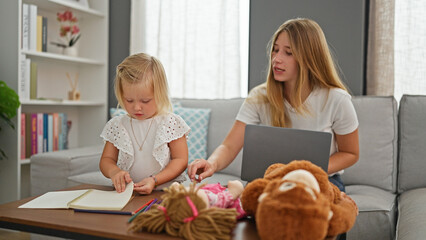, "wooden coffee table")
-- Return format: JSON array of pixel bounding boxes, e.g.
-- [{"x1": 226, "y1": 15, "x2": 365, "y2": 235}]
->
[{"x1": 0, "y1": 184, "x2": 259, "y2": 240}]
